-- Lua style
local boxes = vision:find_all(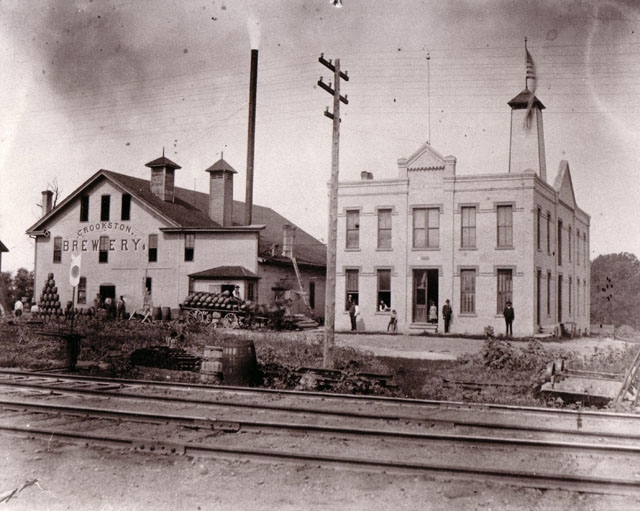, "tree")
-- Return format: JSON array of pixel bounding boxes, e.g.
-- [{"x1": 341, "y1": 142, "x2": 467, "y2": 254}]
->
[
  {"x1": 591, "y1": 253, "x2": 640, "y2": 329},
  {"x1": 0, "y1": 271, "x2": 11, "y2": 313},
  {"x1": 12, "y1": 268, "x2": 34, "y2": 304}
]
